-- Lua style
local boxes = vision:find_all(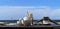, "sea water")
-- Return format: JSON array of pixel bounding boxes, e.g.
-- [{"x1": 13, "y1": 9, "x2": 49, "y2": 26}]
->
[{"x1": 0, "y1": 20, "x2": 59, "y2": 23}]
